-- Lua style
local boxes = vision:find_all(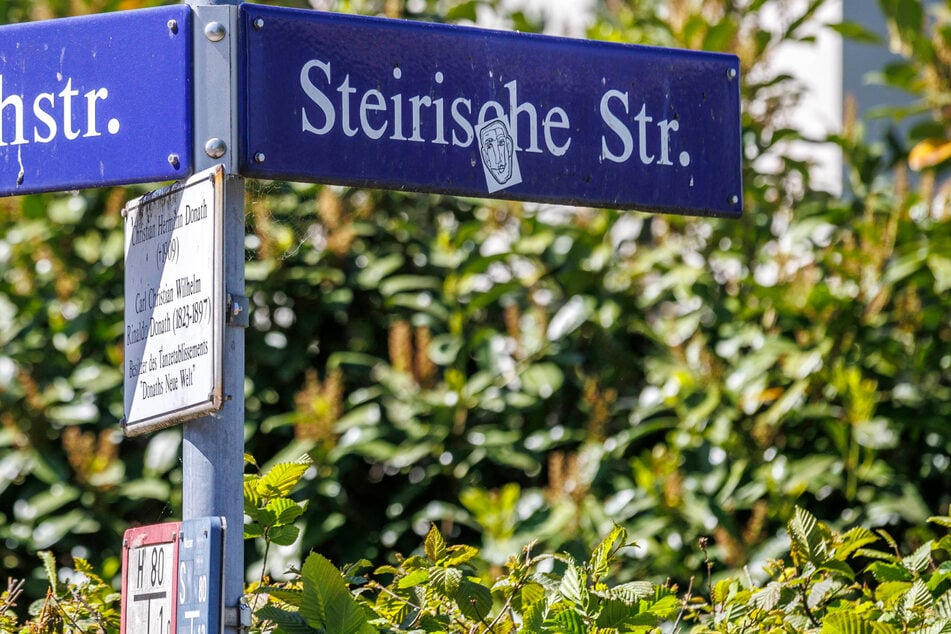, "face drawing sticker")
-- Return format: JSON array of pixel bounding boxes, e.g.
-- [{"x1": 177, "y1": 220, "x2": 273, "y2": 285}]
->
[{"x1": 477, "y1": 117, "x2": 522, "y2": 193}]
